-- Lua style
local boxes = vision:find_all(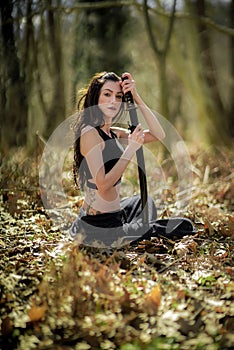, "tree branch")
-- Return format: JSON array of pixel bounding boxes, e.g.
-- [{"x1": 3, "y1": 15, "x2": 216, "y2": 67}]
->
[
  {"x1": 145, "y1": 4, "x2": 234, "y2": 37},
  {"x1": 163, "y1": 0, "x2": 177, "y2": 54},
  {"x1": 3, "y1": 1, "x2": 233, "y2": 37},
  {"x1": 143, "y1": 0, "x2": 161, "y2": 56}
]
